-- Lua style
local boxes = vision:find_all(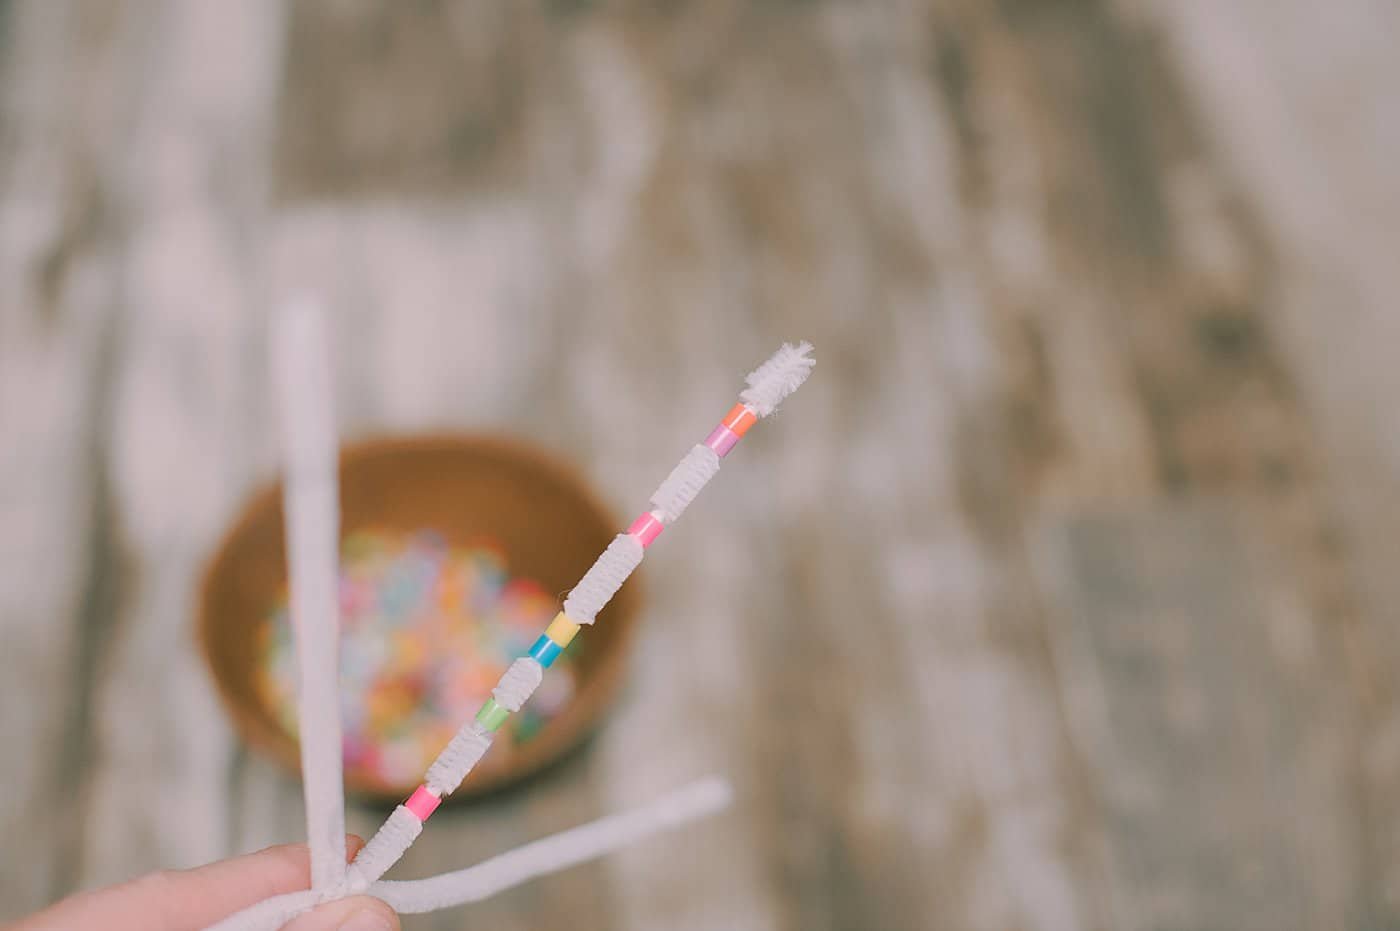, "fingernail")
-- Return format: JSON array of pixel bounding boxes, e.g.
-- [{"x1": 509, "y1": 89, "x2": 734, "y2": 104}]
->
[{"x1": 337, "y1": 909, "x2": 393, "y2": 931}]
